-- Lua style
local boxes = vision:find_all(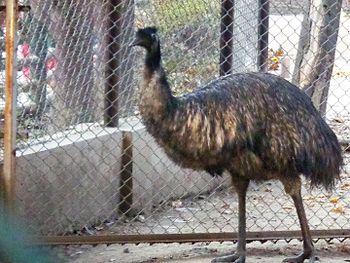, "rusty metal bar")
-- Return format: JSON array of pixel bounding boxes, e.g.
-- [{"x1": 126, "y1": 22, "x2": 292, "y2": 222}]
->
[
  {"x1": 32, "y1": 229, "x2": 350, "y2": 245},
  {"x1": 118, "y1": 131, "x2": 133, "y2": 216},
  {"x1": 3, "y1": 0, "x2": 17, "y2": 215},
  {"x1": 219, "y1": 0, "x2": 234, "y2": 76},
  {"x1": 0, "y1": 5, "x2": 30, "y2": 12},
  {"x1": 257, "y1": 0, "x2": 270, "y2": 72},
  {"x1": 104, "y1": 0, "x2": 122, "y2": 127}
]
